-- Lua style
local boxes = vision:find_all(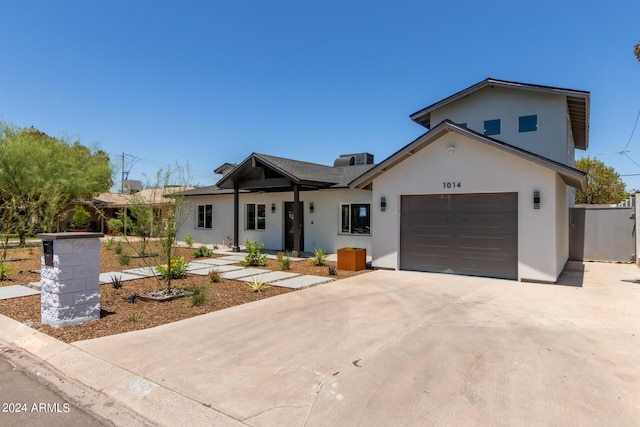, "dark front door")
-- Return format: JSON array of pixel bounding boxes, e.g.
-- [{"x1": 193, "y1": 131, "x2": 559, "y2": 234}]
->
[
  {"x1": 400, "y1": 193, "x2": 518, "y2": 280},
  {"x1": 284, "y1": 201, "x2": 304, "y2": 252}
]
